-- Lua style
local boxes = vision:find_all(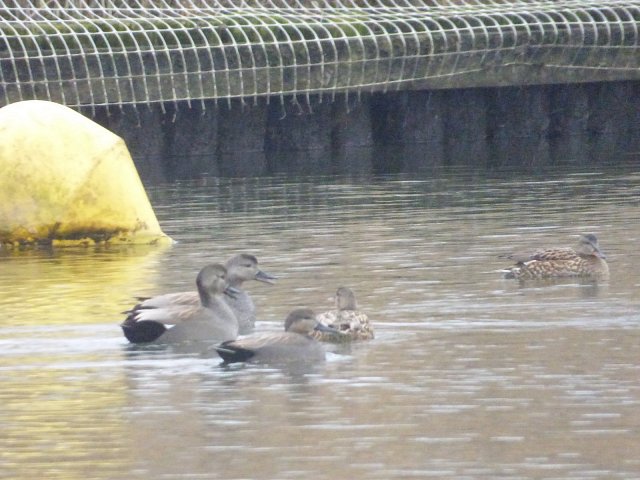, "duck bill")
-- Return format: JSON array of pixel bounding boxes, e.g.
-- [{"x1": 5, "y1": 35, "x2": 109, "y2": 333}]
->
[
  {"x1": 255, "y1": 269, "x2": 277, "y2": 284},
  {"x1": 313, "y1": 322, "x2": 341, "y2": 334},
  {"x1": 224, "y1": 285, "x2": 241, "y2": 299},
  {"x1": 593, "y1": 247, "x2": 607, "y2": 259}
]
